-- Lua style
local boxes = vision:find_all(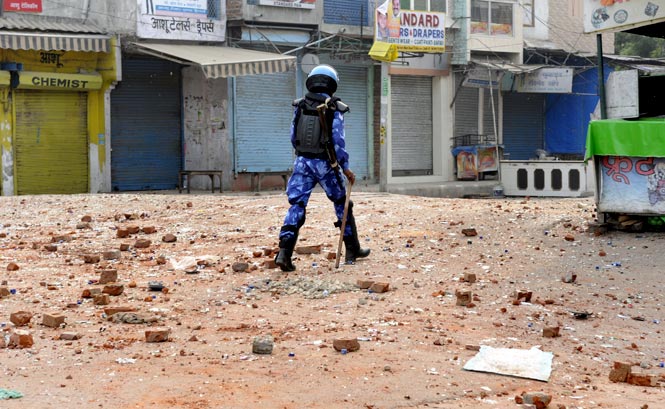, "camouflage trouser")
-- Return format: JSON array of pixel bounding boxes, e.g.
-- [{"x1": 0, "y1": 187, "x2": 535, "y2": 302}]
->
[{"x1": 279, "y1": 156, "x2": 351, "y2": 243}]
